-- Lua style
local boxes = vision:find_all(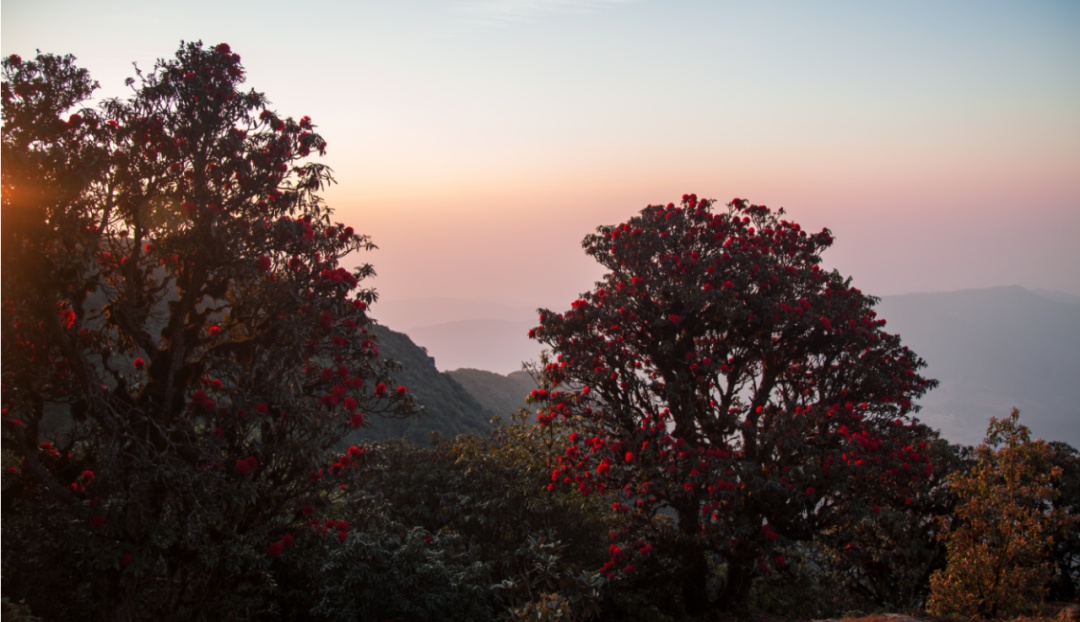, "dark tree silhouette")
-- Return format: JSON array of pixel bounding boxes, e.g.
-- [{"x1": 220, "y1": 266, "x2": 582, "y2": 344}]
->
[{"x1": 2, "y1": 43, "x2": 414, "y2": 620}]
